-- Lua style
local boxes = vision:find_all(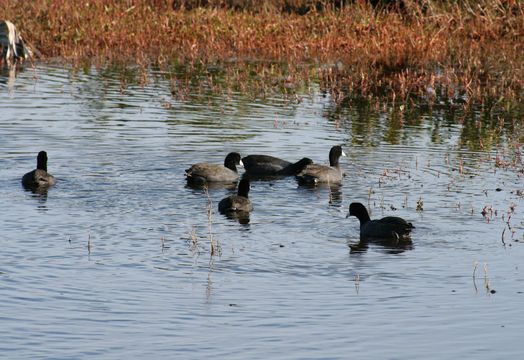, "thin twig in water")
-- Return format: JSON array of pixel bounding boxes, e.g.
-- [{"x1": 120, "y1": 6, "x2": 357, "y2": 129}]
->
[
  {"x1": 472, "y1": 261, "x2": 479, "y2": 293},
  {"x1": 161, "y1": 236, "x2": 170, "y2": 251},
  {"x1": 204, "y1": 185, "x2": 220, "y2": 257},
  {"x1": 483, "y1": 262, "x2": 493, "y2": 293}
]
